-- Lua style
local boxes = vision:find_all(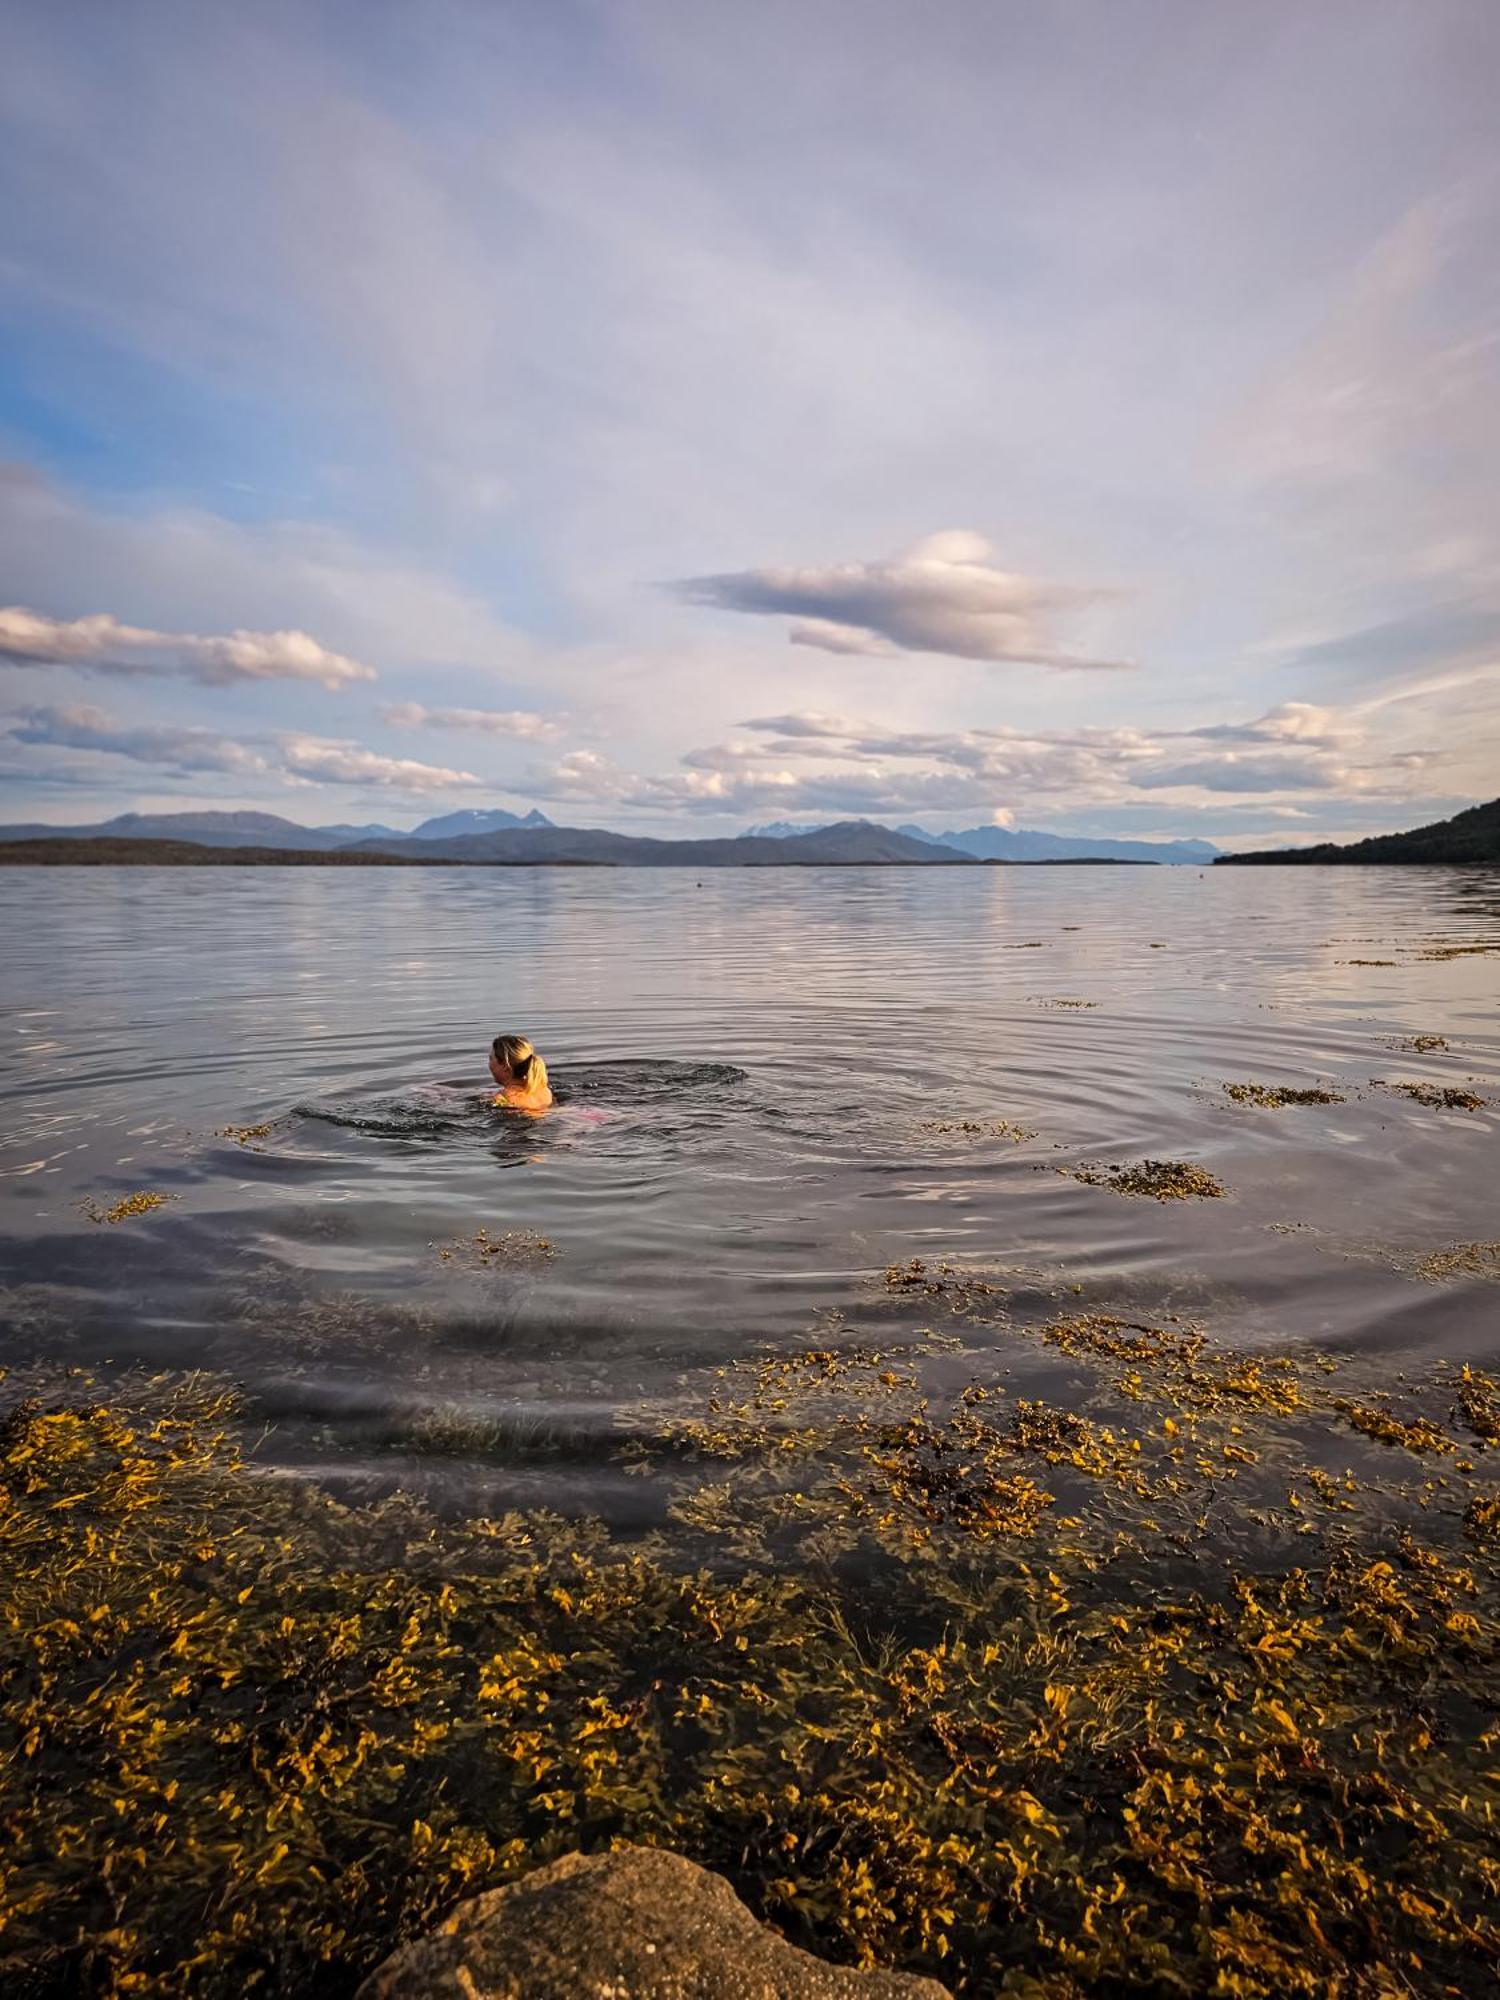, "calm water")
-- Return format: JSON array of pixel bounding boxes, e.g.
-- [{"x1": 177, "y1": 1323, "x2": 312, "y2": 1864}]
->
[{"x1": 2, "y1": 864, "x2": 1497, "y2": 1511}]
